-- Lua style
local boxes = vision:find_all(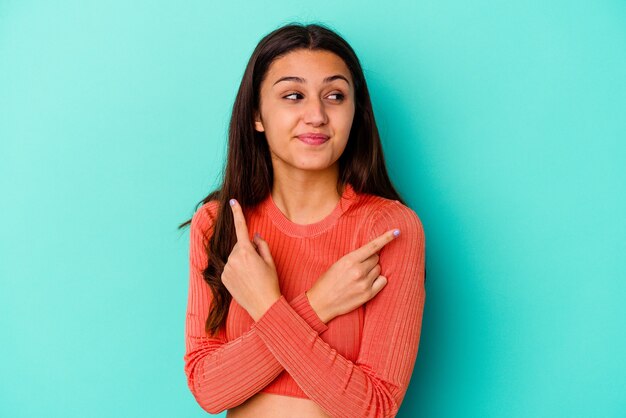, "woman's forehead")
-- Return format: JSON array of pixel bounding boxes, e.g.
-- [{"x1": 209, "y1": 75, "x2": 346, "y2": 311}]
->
[{"x1": 265, "y1": 50, "x2": 352, "y2": 87}]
